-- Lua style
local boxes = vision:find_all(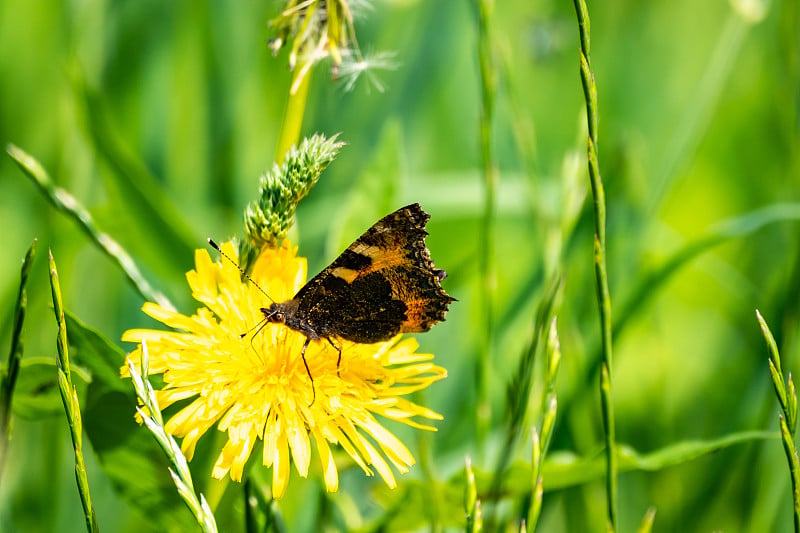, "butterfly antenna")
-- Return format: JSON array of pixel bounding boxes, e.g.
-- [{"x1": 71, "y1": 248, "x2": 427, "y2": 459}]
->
[{"x1": 207, "y1": 238, "x2": 275, "y2": 304}]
